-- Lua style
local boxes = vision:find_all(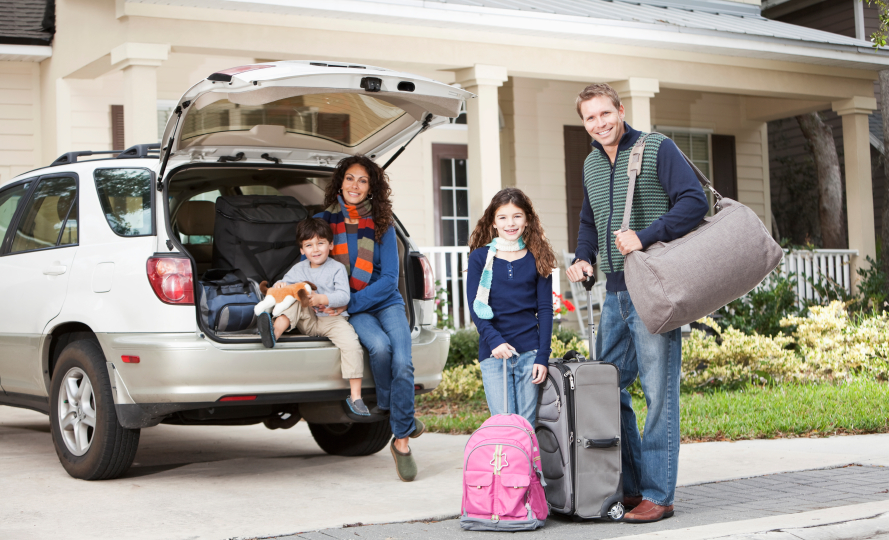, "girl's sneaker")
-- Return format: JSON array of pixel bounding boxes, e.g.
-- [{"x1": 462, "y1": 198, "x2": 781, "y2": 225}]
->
[{"x1": 346, "y1": 396, "x2": 370, "y2": 416}]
